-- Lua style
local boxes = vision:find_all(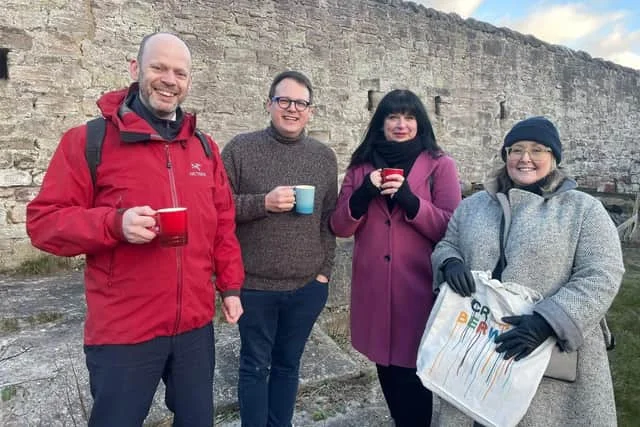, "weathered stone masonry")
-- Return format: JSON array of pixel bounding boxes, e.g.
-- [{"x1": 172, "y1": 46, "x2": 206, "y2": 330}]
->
[{"x1": 1, "y1": 0, "x2": 639, "y2": 268}]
